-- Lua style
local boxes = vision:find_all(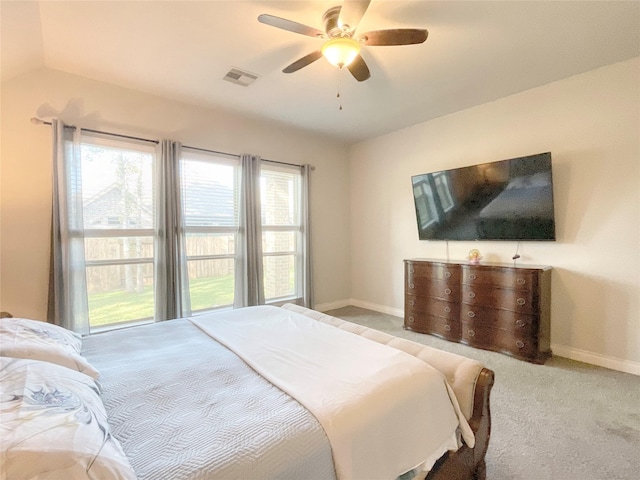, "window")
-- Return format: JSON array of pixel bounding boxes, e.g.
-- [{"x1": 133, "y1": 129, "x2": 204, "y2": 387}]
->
[
  {"x1": 260, "y1": 164, "x2": 303, "y2": 303},
  {"x1": 179, "y1": 150, "x2": 240, "y2": 312},
  {"x1": 80, "y1": 134, "x2": 156, "y2": 330},
  {"x1": 53, "y1": 123, "x2": 311, "y2": 333}
]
